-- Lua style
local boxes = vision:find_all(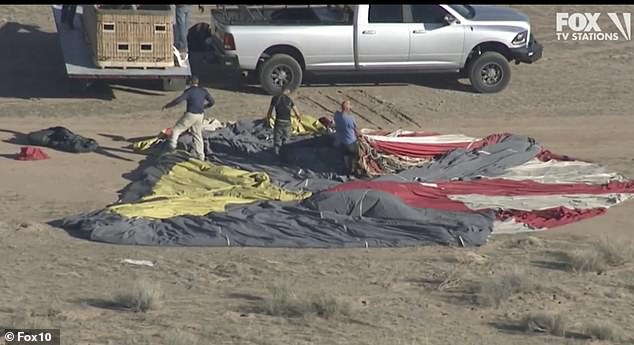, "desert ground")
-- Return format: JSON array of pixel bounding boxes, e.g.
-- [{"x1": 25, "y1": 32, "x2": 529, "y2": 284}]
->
[{"x1": 1, "y1": 5, "x2": 634, "y2": 345}]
